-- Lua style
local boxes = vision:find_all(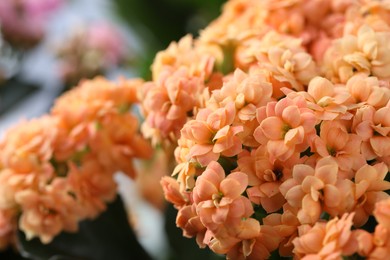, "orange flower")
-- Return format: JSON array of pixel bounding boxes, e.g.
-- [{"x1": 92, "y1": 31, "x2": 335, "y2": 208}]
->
[
  {"x1": 263, "y1": 203, "x2": 300, "y2": 257},
  {"x1": 353, "y1": 163, "x2": 390, "y2": 227},
  {"x1": 176, "y1": 204, "x2": 207, "y2": 248},
  {"x1": 374, "y1": 197, "x2": 390, "y2": 229},
  {"x1": 238, "y1": 146, "x2": 298, "y2": 213},
  {"x1": 286, "y1": 76, "x2": 353, "y2": 121},
  {"x1": 312, "y1": 120, "x2": 365, "y2": 179},
  {"x1": 323, "y1": 25, "x2": 390, "y2": 83},
  {"x1": 293, "y1": 213, "x2": 357, "y2": 259},
  {"x1": 88, "y1": 112, "x2": 152, "y2": 179},
  {"x1": 0, "y1": 117, "x2": 57, "y2": 209},
  {"x1": 209, "y1": 68, "x2": 274, "y2": 147},
  {"x1": 254, "y1": 96, "x2": 317, "y2": 163},
  {"x1": 180, "y1": 102, "x2": 243, "y2": 166},
  {"x1": 280, "y1": 156, "x2": 343, "y2": 224},
  {"x1": 16, "y1": 178, "x2": 81, "y2": 244},
  {"x1": 346, "y1": 74, "x2": 390, "y2": 109},
  {"x1": 192, "y1": 161, "x2": 252, "y2": 231},
  {"x1": 151, "y1": 34, "x2": 216, "y2": 82},
  {"x1": 66, "y1": 159, "x2": 117, "y2": 219}
]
